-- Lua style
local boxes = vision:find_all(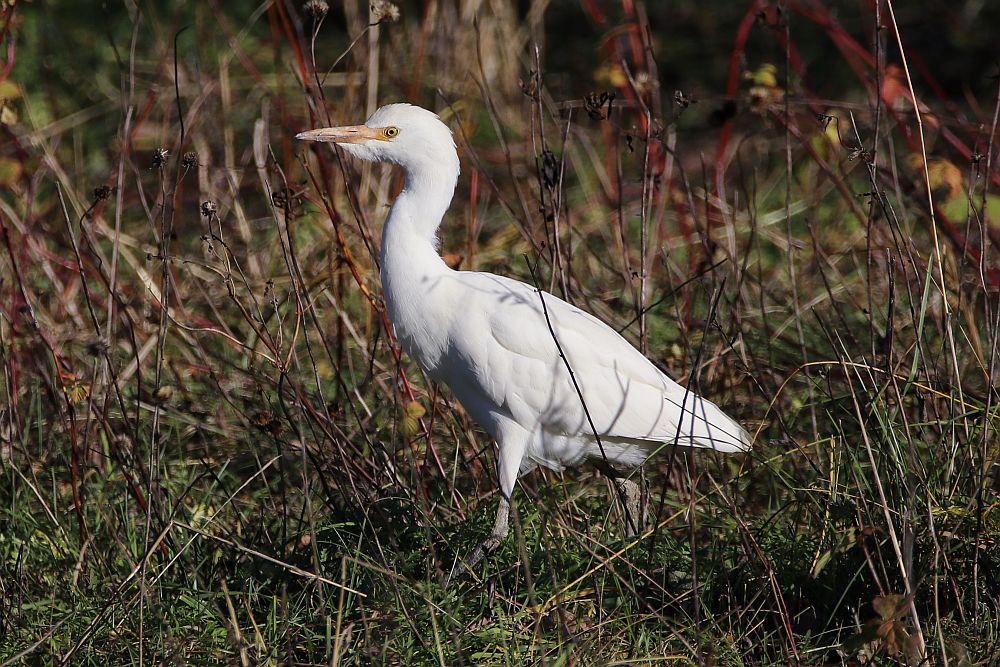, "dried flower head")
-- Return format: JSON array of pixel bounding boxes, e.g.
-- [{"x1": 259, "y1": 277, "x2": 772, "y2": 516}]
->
[
  {"x1": 151, "y1": 148, "x2": 169, "y2": 169},
  {"x1": 271, "y1": 188, "x2": 300, "y2": 211},
  {"x1": 273, "y1": 190, "x2": 287, "y2": 209},
  {"x1": 674, "y1": 90, "x2": 696, "y2": 109},
  {"x1": 847, "y1": 146, "x2": 868, "y2": 162},
  {"x1": 251, "y1": 410, "x2": 284, "y2": 436},
  {"x1": 540, "y1": 150, "x2": 559, "y2": 189},
  {"x1": 304, "y1": 0, "x2": 329, "y2": 21},
  {"x1": 370, "y1": 0, "x2": 400, "y2": 24},
  {"x1": 182, "y1": 151, "x2": 198, "y2": 168},
  {"x1": 584, "y1": 91, "x2": 615, "y2": 120},
  {"x1": 93, "y1": 185, "x2": 112, "y2": 201},
  {"x1": 519, "y1": 70, "x2": 538, "y2": 100},
  {"x1": 85, "y1": 337, "x2": 110, "y2": 357},
  {"x1": 200, "y1": 200, "x2": 218, "y2": 217}
]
